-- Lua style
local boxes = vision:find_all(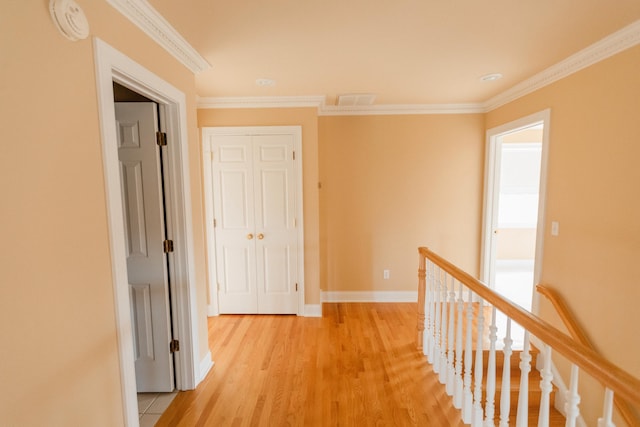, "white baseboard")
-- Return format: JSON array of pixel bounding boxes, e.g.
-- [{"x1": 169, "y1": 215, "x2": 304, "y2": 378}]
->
[
  {"x1": 207, "y1": 305, "x2": 219, "y2": 317},
  {"x1": 304, "y1": 304, "x2": 322, "y2": 317},
  {"x1": 198, "y1": 351, "x2": 214, "y2": 383},
  {"x1": 209, "y1": 304, "x2": 321, "y2": 317},
  {"x1": 321, "y1": 290, "x2": 418, "y2": 303}
]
